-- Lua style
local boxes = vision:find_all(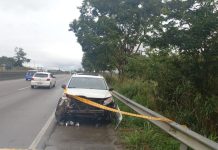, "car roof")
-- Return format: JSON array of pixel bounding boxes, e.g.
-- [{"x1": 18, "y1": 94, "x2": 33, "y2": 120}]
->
[
  {"x1": 27, "y1": 70, "x2": 37, "y2": 71},
  {"x1": 71, "y1": 74, "x2": 104, "y2": 79}
]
